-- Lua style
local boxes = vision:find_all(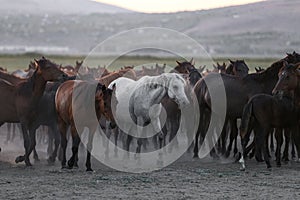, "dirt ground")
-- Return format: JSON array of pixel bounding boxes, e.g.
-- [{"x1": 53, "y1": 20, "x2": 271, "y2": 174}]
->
[{"x1": 1, "y1": 136, "x2": 300, "y2": 200}]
